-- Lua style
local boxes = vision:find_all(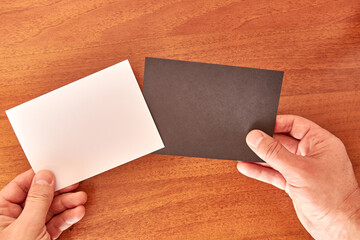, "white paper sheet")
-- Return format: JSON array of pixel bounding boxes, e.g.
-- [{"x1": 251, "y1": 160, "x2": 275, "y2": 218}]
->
[{"x1": 6, "y1": 60, "x2": 164, "y2": 190}]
